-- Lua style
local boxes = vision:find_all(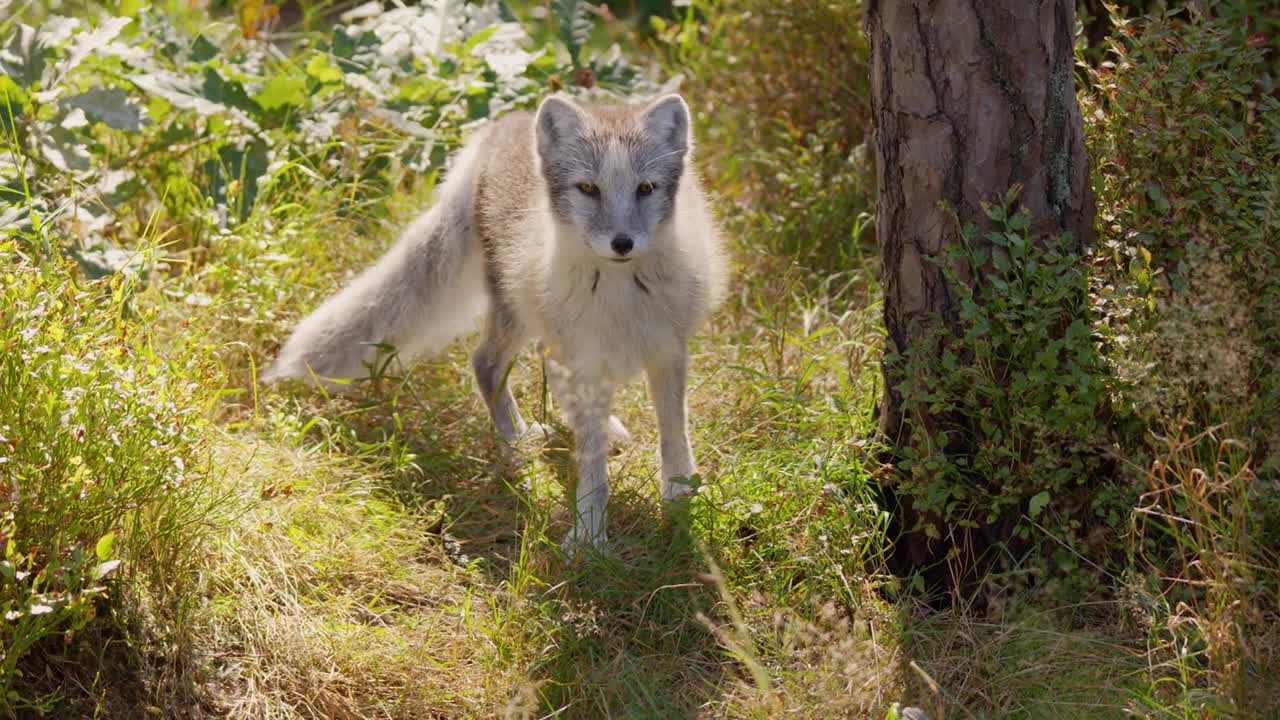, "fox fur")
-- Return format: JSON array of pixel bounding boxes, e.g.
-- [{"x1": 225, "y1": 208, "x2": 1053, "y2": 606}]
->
[{"x1": 266, "y1": 93, "x2": 726, "y2": 548}]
